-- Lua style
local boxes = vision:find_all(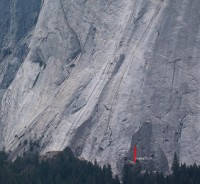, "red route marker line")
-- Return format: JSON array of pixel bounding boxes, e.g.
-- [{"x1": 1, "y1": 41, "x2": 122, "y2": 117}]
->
[{"x1": 133, "y1": 145, "x2": 137, "y2": 163}]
